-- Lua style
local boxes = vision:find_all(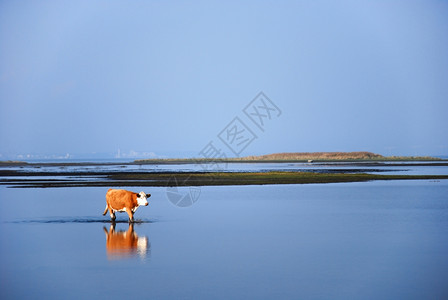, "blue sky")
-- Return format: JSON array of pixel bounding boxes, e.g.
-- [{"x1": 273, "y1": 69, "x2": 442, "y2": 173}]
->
[{"x1": 1, "y1": 0, "x2": 447, "y2": 159}]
